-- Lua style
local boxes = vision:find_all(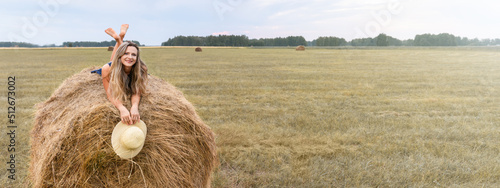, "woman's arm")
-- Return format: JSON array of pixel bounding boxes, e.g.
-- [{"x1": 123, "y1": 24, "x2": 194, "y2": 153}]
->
[
  {"x1": 102, "y1": 65, "x2": 133, "y2": 125},
  {"x1": 130, "y1": 92, "x2": 141, "y2": 124}
]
